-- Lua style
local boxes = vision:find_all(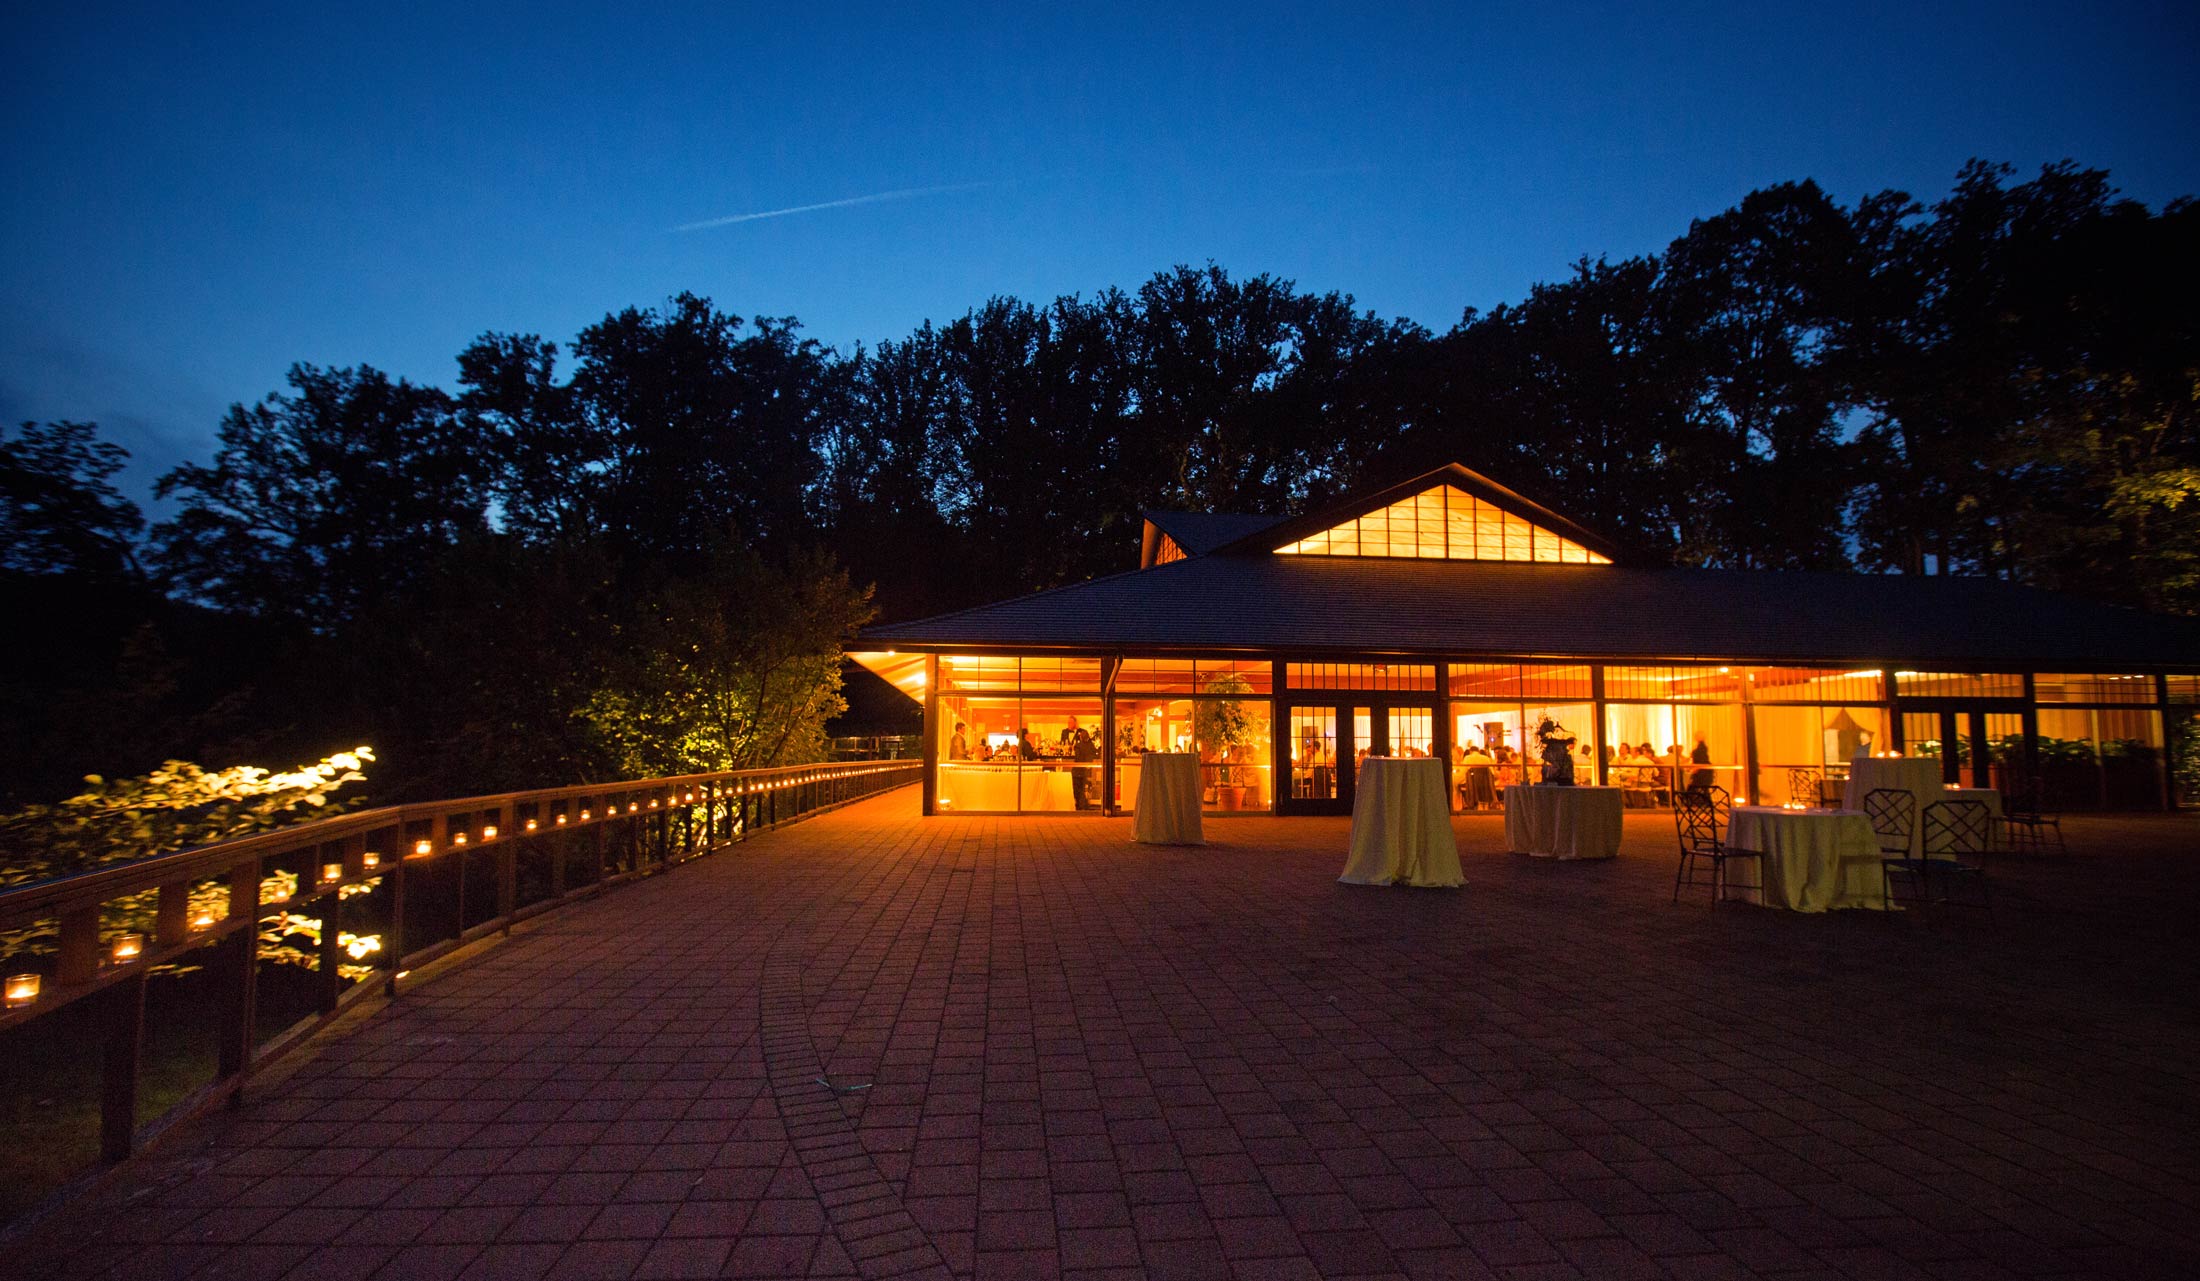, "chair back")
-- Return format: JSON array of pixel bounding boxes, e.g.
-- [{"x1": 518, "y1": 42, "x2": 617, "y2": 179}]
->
[
  {"x1": 1923, "y1": 799, "x2": 1991, "y2": 860},
  {"x1": 1862, "y1": 787, "x2": 1915, "y2": 855},
  {"x1": 1786, "y1": 766, "x2": 1822, "y2": 807},
  {"x1": 1674, "y1": 784, "x2": 1731, "y2": 856}
]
